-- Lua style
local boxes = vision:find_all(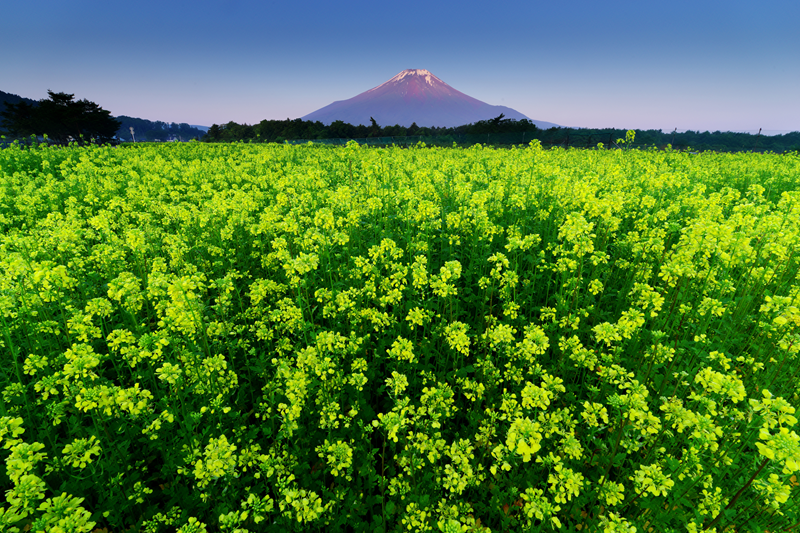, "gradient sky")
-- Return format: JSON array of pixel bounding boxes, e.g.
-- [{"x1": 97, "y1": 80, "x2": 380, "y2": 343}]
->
[{"x1": 3, "y1": 0, "x2": 798, "y2": 133}]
